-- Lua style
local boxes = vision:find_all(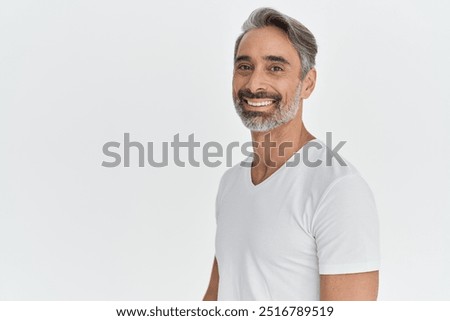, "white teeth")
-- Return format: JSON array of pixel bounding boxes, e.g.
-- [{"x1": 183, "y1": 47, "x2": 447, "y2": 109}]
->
[{"x1": 246, "y1": 100, "x2": 274, "y2": 107}]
